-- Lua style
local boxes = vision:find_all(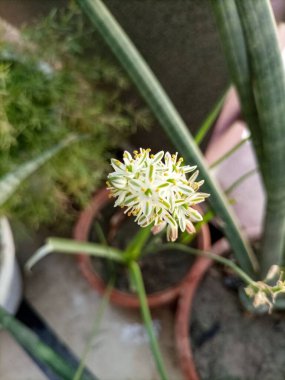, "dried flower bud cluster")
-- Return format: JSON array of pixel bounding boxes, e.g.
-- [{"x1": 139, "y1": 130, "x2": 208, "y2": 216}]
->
[
  {"x1": 245, "y1": 265, "x2": 285, "y2": 313},
  {"x1": 107, "y1": 148, "x2": 209, "y2": 241}
]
